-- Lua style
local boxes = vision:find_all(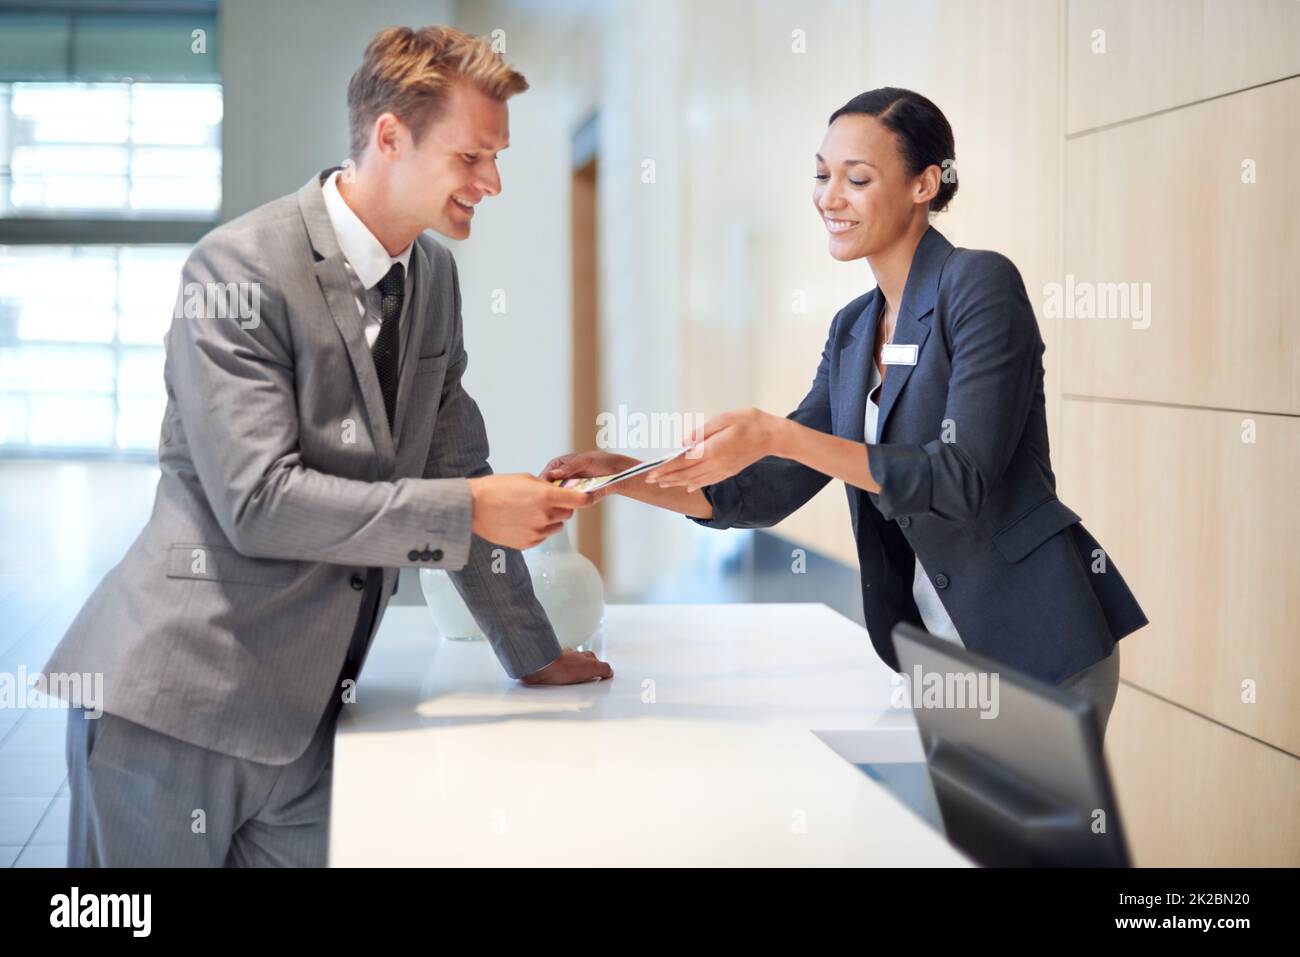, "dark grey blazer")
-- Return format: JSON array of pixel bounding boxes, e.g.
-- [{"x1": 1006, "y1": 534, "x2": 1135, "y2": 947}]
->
[{"x1": 693, "y1": 226, "x2": 1147, "y2": 683}]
